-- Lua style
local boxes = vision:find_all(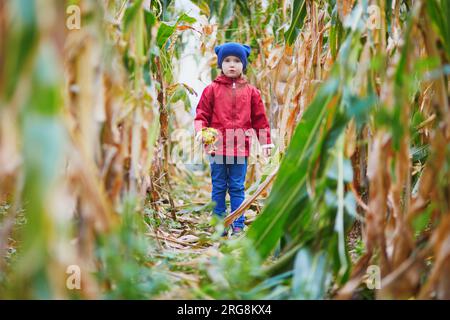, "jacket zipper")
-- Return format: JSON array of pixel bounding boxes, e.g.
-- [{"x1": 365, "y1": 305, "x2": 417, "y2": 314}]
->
[{"x1": 232, "y1": 81, "x2": 236, "y2": 128}]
